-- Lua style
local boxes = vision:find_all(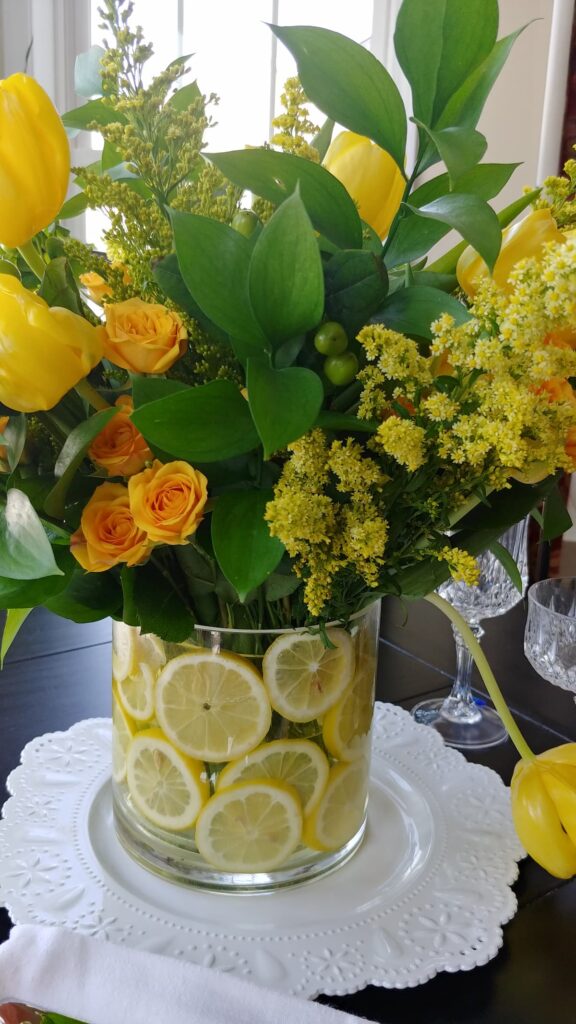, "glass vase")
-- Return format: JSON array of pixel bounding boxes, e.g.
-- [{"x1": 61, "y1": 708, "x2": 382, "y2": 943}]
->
[{"x1": 111, "y1": 601, "x2": 380, "y2": 891}]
